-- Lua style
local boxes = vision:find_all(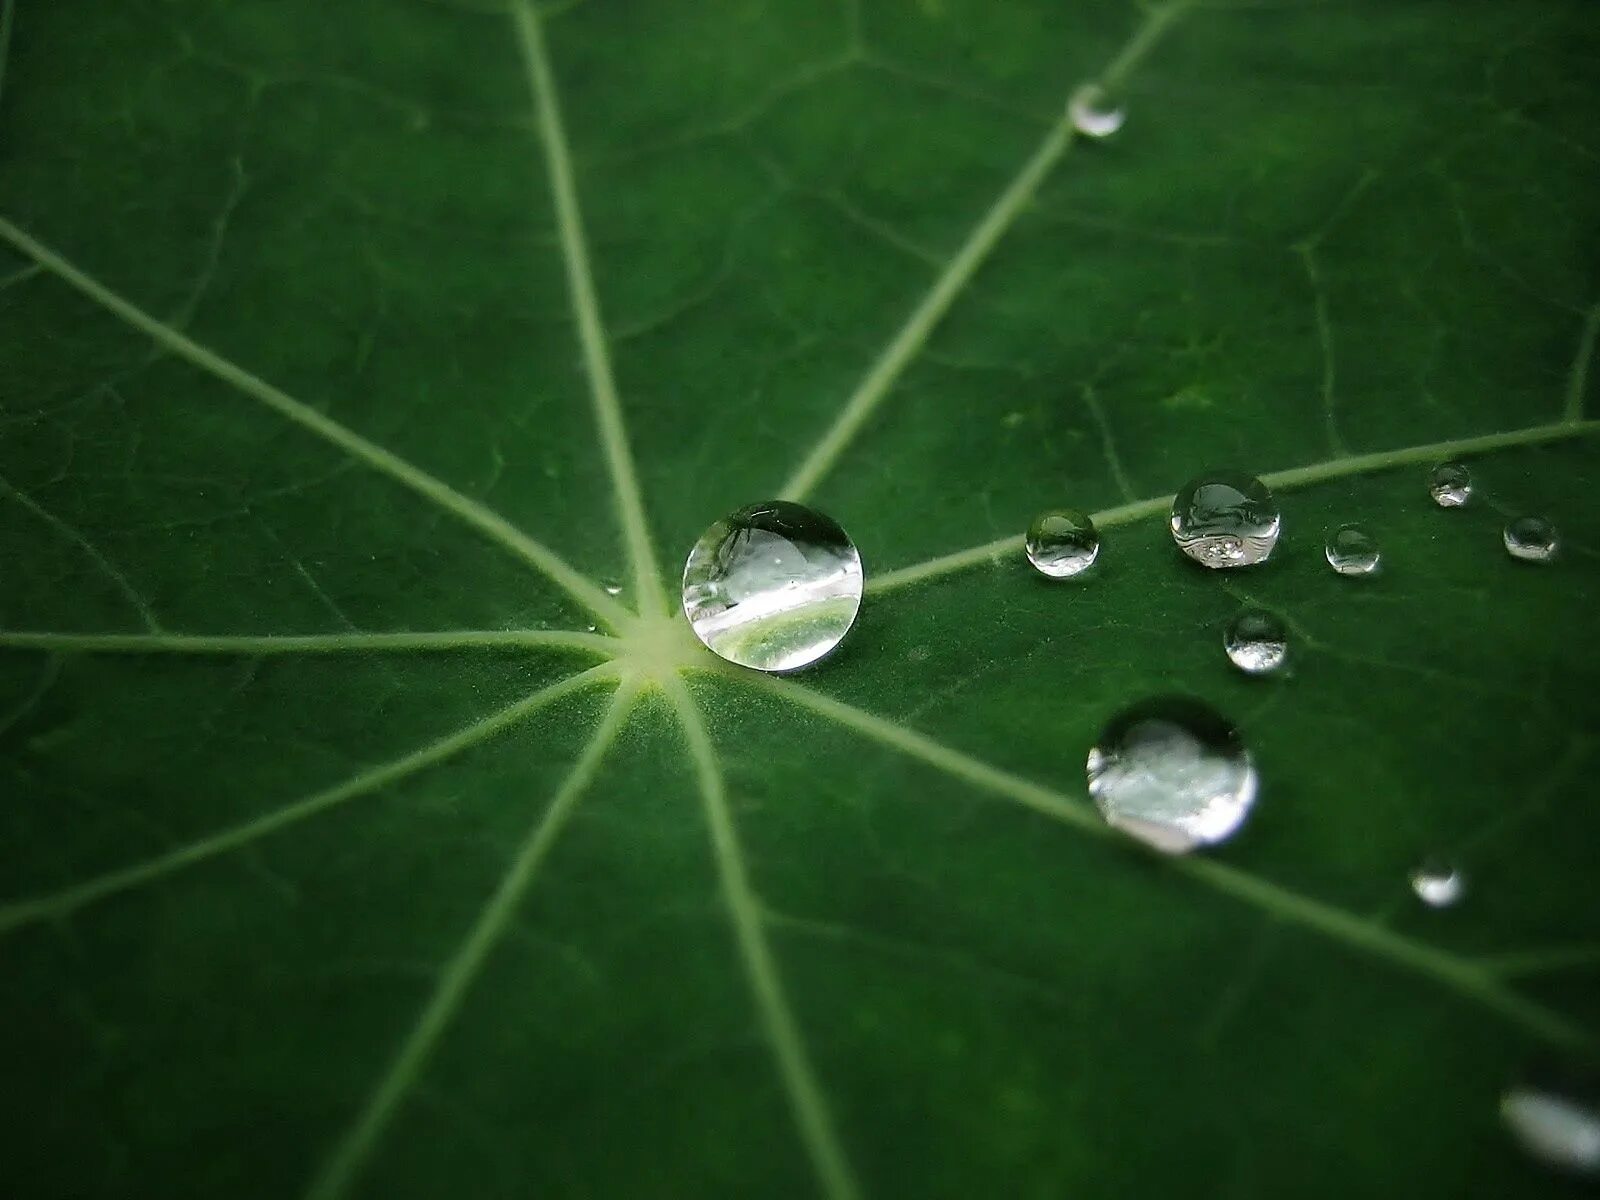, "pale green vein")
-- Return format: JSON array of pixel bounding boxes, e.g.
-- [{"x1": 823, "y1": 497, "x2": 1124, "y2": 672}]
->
[
  {"x1": 776, "y1": 1, "x2": 1191, "y2": 503},
  {"x1": 663, "y1": 675, "x2": 860, "y2": 1200},
  {"x1": 723, "y1": 670, "x2": 1593, "y2": 1051},
  {"x1": 0, "y1": 664, "x2": 616, "y2": 935},
  {"x1": 870, "y1": 418, "x2": 1600, "y2": 594},
  {"x1": 511, "y1": 0, "x2": 667, "y2": 618},
  {"x1": 302, "y1": 680, "x2": 639, "y2": 1200},
  {"x1": 0, "y1": 217, "x2": 631, "y2": 631},
  {"x1": 1565, "y1": 301, "x2": 1600, "y2": 422},
  {"x1": 0, "y1": 628, "x2": 620, "y2": 657}
]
